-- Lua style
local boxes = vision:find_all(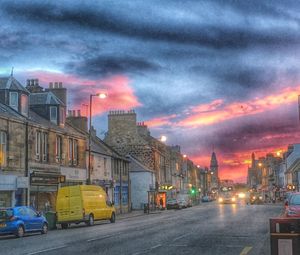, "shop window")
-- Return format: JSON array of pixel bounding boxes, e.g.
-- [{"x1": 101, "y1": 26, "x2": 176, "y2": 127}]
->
[
  {"x1": 9, "y1": 92, "x2": 18, "y2": 111},
  {"x1": 0, "y1": 131, "x2": 7, "y2": 168}
]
